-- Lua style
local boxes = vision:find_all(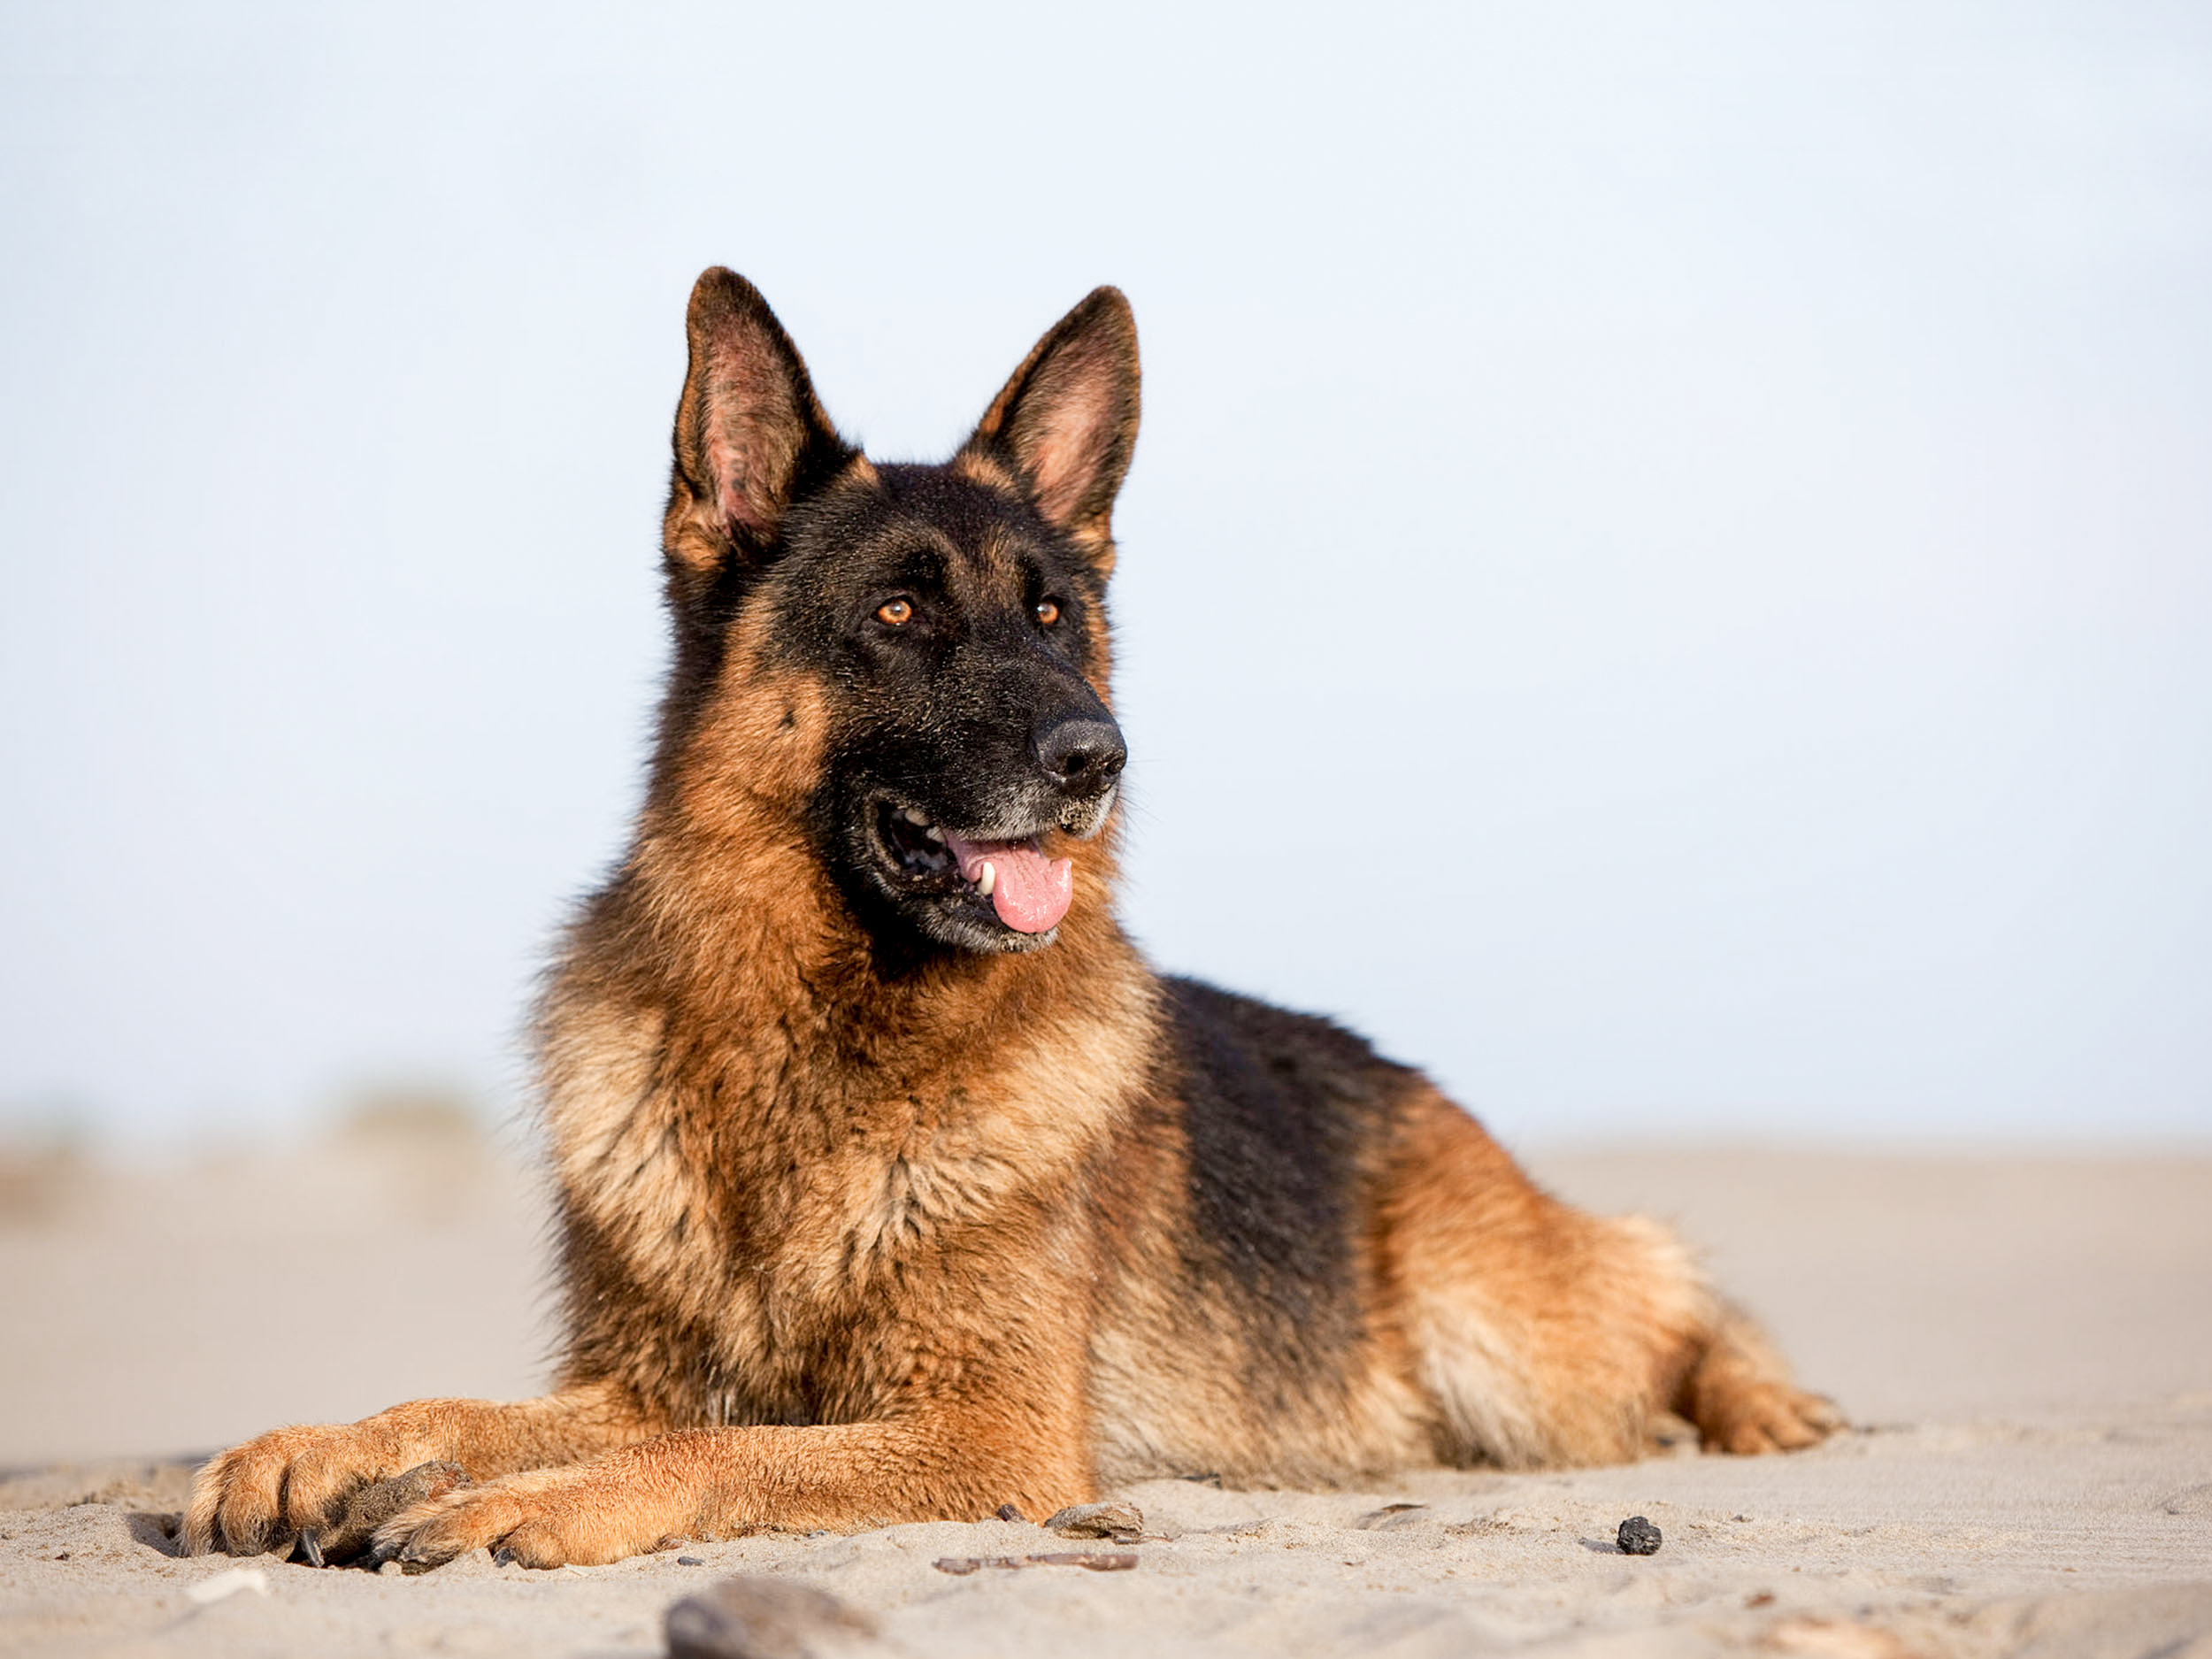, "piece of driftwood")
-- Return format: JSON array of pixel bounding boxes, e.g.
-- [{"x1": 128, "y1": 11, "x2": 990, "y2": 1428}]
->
[{"x1": 932, "y1": 1551, "x2": 1139, "y2": 1575}]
